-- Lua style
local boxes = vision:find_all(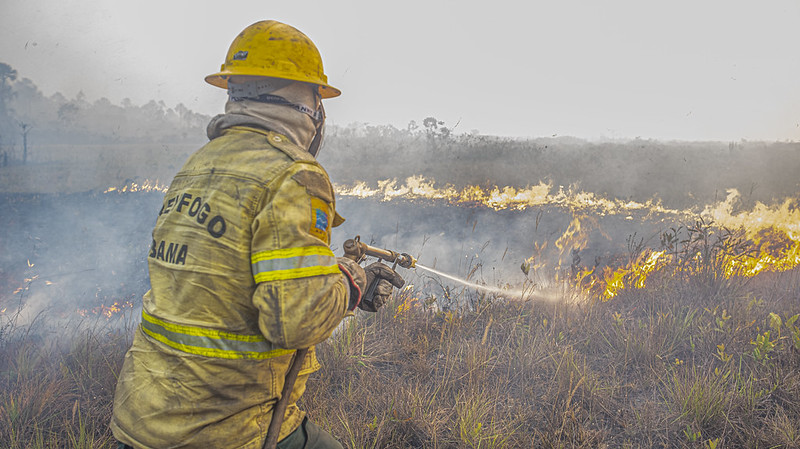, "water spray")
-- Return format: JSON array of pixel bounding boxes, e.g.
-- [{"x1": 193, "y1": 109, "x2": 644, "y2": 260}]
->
[
  {"x1": 413, "y1": 264, "x2": 531, "y2": 299},
  {"x1": 343, "y1": 236, "x2": 532, "y2": 299}
]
